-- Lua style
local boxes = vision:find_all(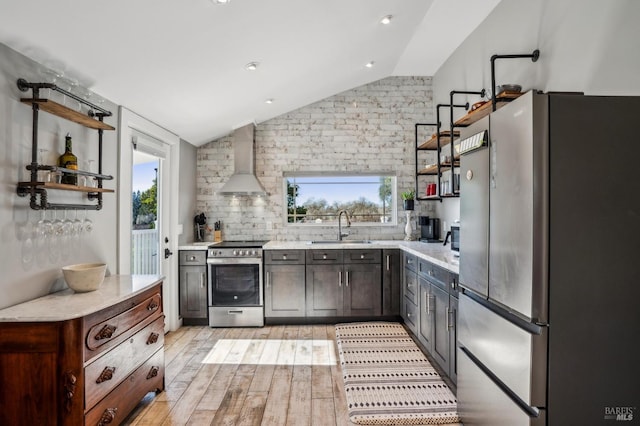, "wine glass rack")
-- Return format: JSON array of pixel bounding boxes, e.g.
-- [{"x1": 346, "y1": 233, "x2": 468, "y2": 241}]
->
[{"x1": 15, "y1": 78, "x2": 115, "y2": 210}]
